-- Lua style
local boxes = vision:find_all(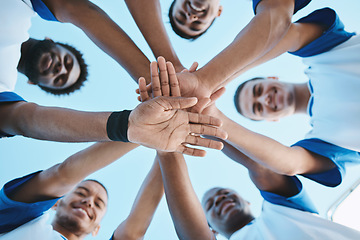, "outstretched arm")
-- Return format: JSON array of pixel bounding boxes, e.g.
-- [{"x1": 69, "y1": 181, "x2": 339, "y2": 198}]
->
[
  {"x1": 113, "y1": 157, "x2": 164, "y2": 240},
  {"x1": 125, "y1": 0, "x2": 184, "y2": 72},
  {"x1": 204, "y1": 105, "x2": 336, "y2": 177},
  {"x1": 43, "y1": 0, "x2": 151, "y2": 81},
  {"x1": 158, "y1": 152, "x2": 215, "y2": 240},
  {"x1": 8, "y1": 141, "x2": 138, "y2": 203}
]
